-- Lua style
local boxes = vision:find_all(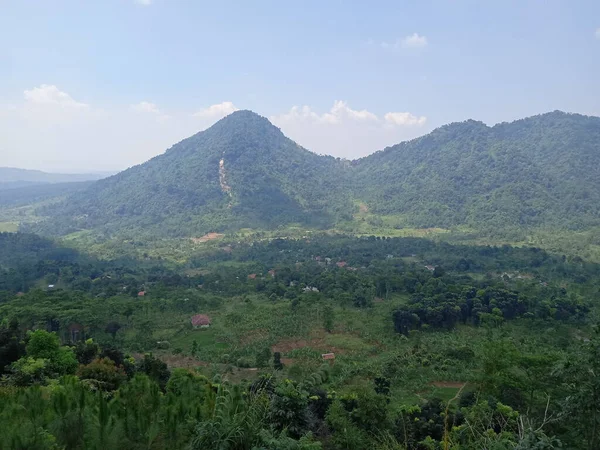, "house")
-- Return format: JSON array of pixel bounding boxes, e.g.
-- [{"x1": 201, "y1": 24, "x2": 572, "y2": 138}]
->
[
  {"x1": 248, "y1": 273, "x2": 257, "y2": 280},
  {"x1": 268, "y1": 269, "x2": 276, "y2": 278},
  {"x1": 138, "y1": 291, "x2": 146, "y2": 297},
  {"x1": 48, "y1": 284, "x2": 55, "y2": 289},
  {"x1": 191, "y1": 314, "x2": 211, "y2": 328},
  {"x1": 322, "y1": 352, "x2": 335, "y2": 361},
  {"x1": 424, "y1": 265, "x2": 436, "y2": 272},
  {"x1": 303, "y1": 286, "x2": 319, "y2": 293},
  {"x1": 336, "y1": 261, "x2": 347, "y2": 268}
]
